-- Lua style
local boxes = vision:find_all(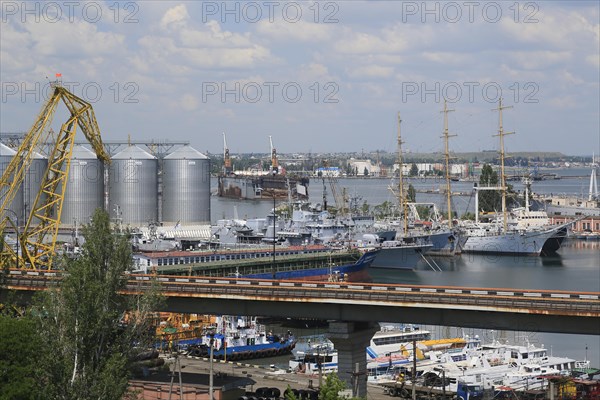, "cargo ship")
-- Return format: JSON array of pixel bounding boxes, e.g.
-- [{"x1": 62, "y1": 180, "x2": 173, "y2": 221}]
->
[{"x1": 133, "y1": 245, "x2": 378, "y2": 282}]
